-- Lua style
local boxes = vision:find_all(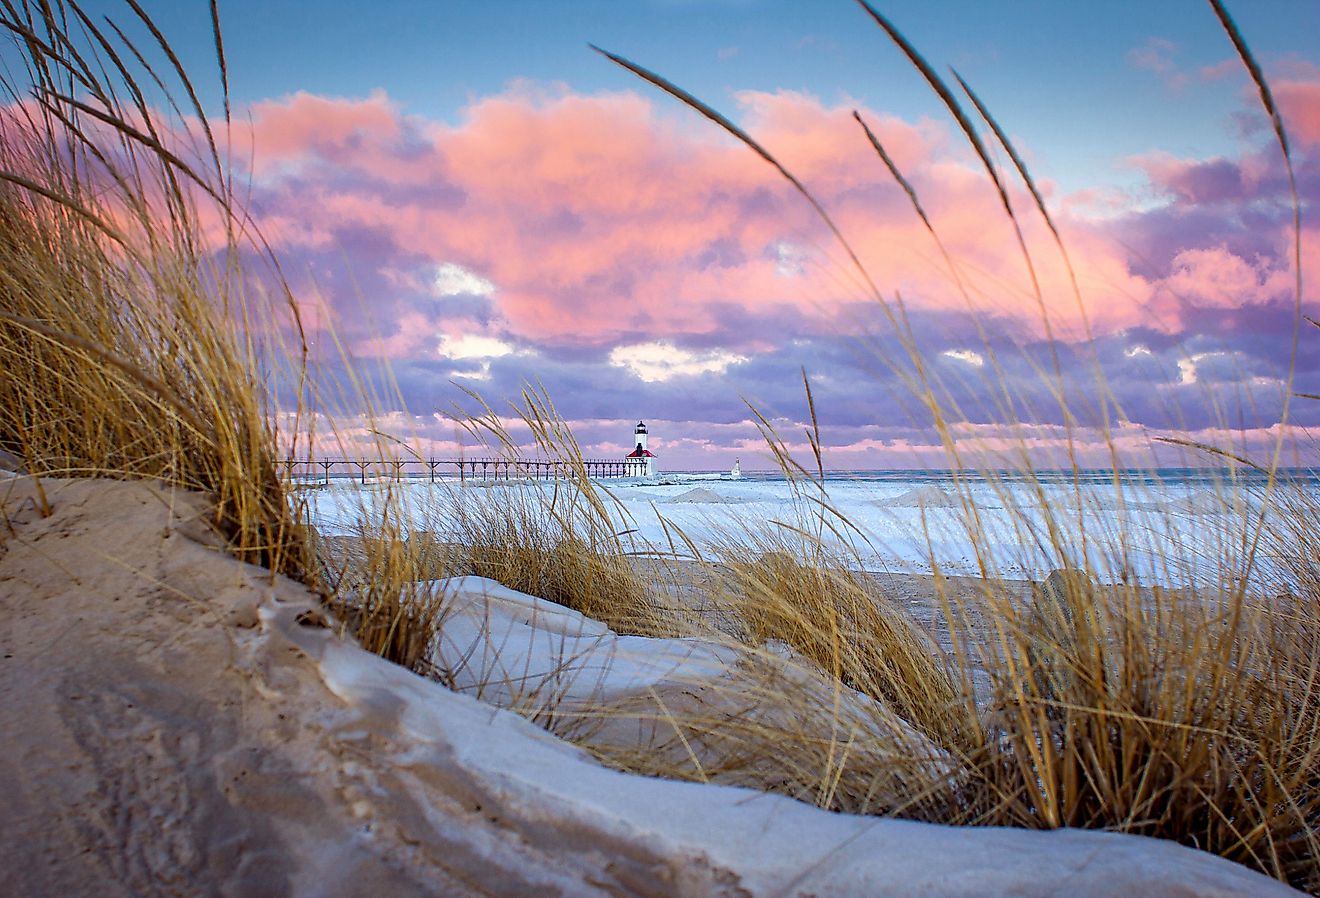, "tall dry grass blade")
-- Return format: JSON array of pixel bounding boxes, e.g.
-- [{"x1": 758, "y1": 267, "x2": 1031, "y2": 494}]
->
[
  {"x1": 949, "y1": 68, "x2": 1101, "y2": 361},
  {"x1": 852, "y1": 0, "x2": 1071, "y2": 429},
  {"x1": 1207, "y1": 0, "x2": 1303, "y2": 440},
  {"x1": 1154, "y1": 438, "x2": 1268, "y2": 473},
  {"x1": 44, "y1": 89, "x2": 226, "y2": 204},
  {"x1": 851, "y1": 109, "x2": 930, "y2": 231},
  {"x1": 0, "y1": 170, "x2": 128, "y2": 244},
  {"x1": 0, "y1": 309, "x2": 211, "y2": 438},
  {"x1": 948, "y1": 67, "x2": 1123, "y2": 552},
  {"x1": 121, "y1": 0, "x2": 226, "y2": 189},
  {"x1": 852, "y1": 109, "x2": 1025, "y2": 427},
  {"x1": 208, "y1": 0, "x2": 229, "y2": 123},
  {"x1": 0, "y1": 11, "x2": 96, "y2": 96},
  {"x1": 1204, "y1": 0, "x2": 1304, "y2": 609},
  {"x1": 589, "y1": 43, "x2": 896, "y2": 327}
]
